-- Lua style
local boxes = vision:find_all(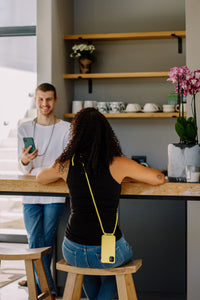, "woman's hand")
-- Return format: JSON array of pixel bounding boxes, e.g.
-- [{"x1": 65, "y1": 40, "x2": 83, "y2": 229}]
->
[{"x1": 21, "y1": 146, "x2": 38, "y2": 165}]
